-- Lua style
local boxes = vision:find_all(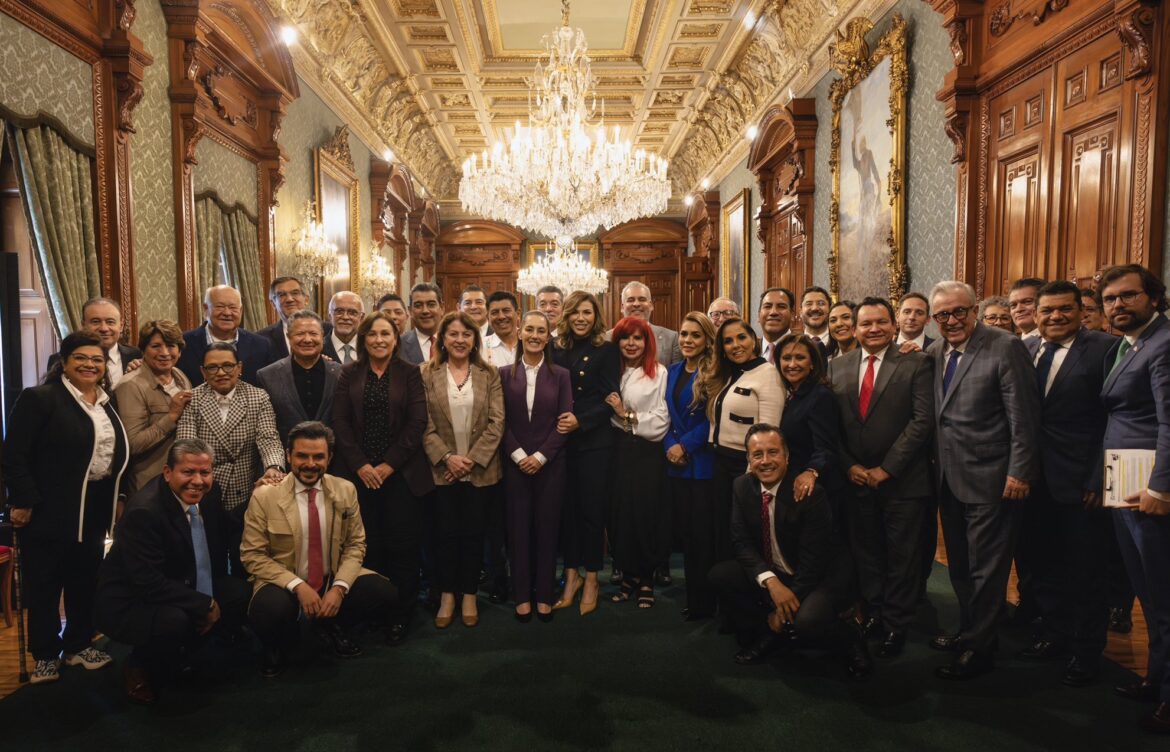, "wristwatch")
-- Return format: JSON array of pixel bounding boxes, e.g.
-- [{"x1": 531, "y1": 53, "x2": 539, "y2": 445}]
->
[{"x1": 804, "y1": 468, "x2": 819, "y2": 479}]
